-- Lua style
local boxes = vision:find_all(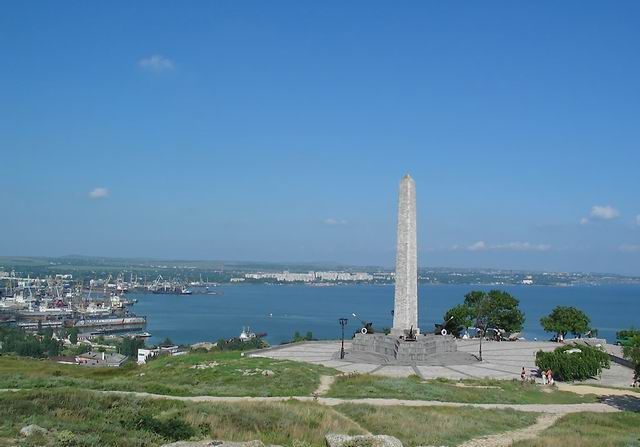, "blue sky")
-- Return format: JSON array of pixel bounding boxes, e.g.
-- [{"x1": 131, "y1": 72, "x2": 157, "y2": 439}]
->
[{"x1": 1, "y1": 2, "x2": 639, "y2": 274}]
